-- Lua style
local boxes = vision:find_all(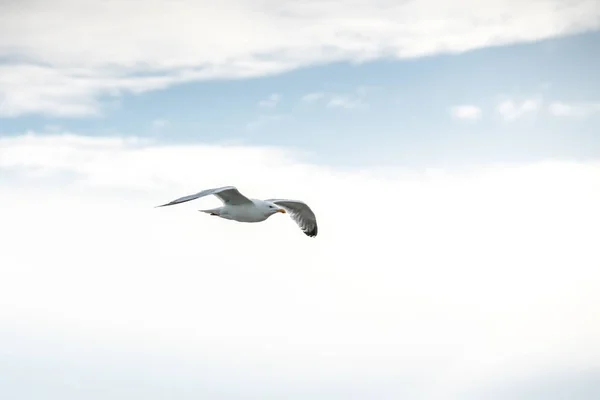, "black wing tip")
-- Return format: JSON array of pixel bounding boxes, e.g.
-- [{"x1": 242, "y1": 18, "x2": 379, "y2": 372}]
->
[
  {"x1": 155, "y1": 201, "x2": 178, "y2": 208},
  {"x1": 155, "y1": 198, "x2": 195, "y2": 208},
  {"x1": 304, "y1": 226, "x2": 318, "y2": 237}
]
